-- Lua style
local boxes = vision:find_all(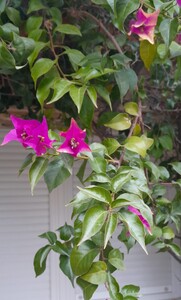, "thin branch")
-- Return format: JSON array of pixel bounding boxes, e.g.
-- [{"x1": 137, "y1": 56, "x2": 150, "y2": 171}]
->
[
  {"x1": 44, "y1": 20, "x2": 66, "y2": 79},
  {"x1": 80, "y1": 11, "x2": 123, "y2": 54}
]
